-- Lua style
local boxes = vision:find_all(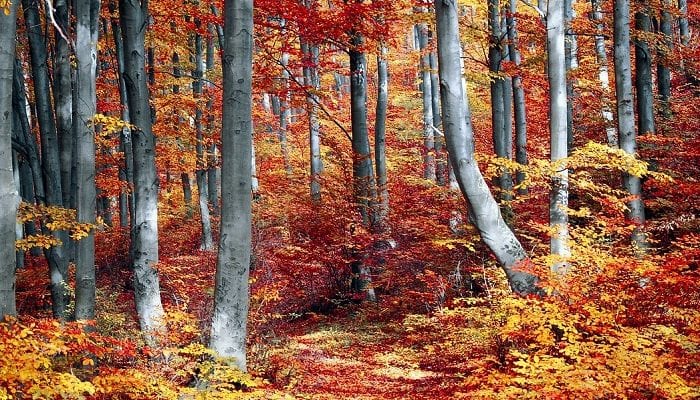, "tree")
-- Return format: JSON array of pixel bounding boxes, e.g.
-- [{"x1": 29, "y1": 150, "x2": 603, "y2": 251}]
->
[
  {"x1": 591, "y1": 0, "x2": 618, "y2": 147},
  {"x1": 657, "y1": 0, "x2": 672, "y2": 118},
  {"x1": 614, "y1": 0, "x2": 646, "y2": 249},
  {"x1": 548, "y1": 0, "x2": 570, "y2": 271},
  {"x1": 119, "y1": 0, "x2": 166, "y2": 336},
  {"x1": 22, "y1": 0, "x2": 71, "y2": 319},
  {"x1": 507, "y1": 0, "x2": 529, "y2": 192},
  {"x1": 434, "y1": 0, "x2": 539, "y2": 295},
  {"x1": 635, "y1": 0, "x2": 655, "y2": 137},
  {"x1": 210, "y1": 0, "x2": 254, "y2": 372},
  {"x1": 417, "y1": 17, "x2": 436, "y2": 181},
  {"x1": 0, "y1": 0, "x2": 20, "y2": 319},
  {"x1": 73, "y1": 0, "x2": 101, "y2": 321},
  {"x1": 375, "y1": 46, "x2": 389, "y2": 225}
]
